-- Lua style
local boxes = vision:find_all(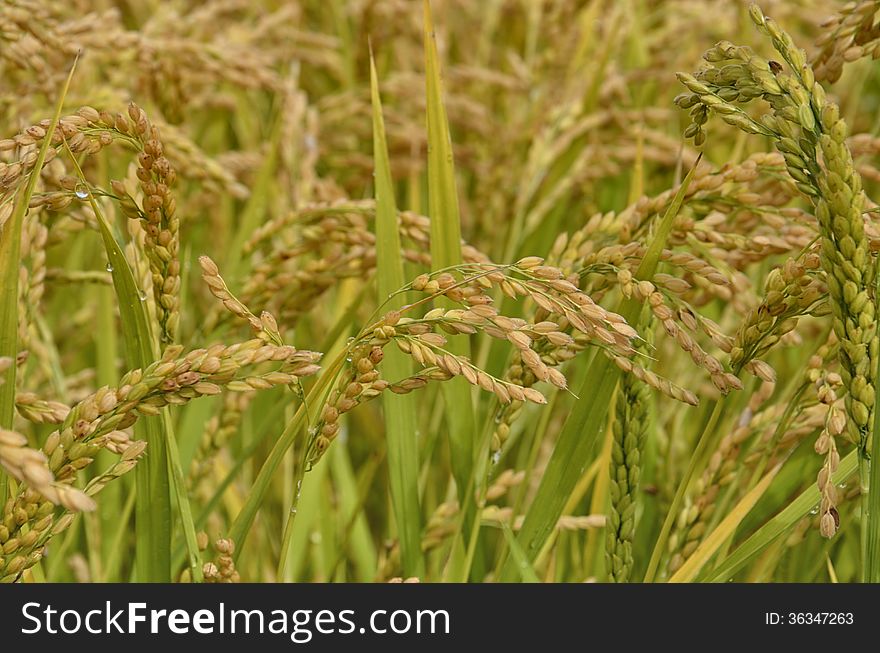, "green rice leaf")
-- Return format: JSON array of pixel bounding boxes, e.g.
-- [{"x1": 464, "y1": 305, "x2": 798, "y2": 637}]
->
[
  {"x1": 500, "y1": 522, "x2": 540, "y2": 583},
  {"x1": 64, "y1": 148, "x2": 202, "y2": 582},
  {"x1": 423, "y1": 0, "x2": 477, "y2": 527},
  {"x1": 0, "y1": 57, "x2": 78, "y2": 498},
  {"x1": 371, "y1": 50, "x2": 424, "y2": 577}
]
